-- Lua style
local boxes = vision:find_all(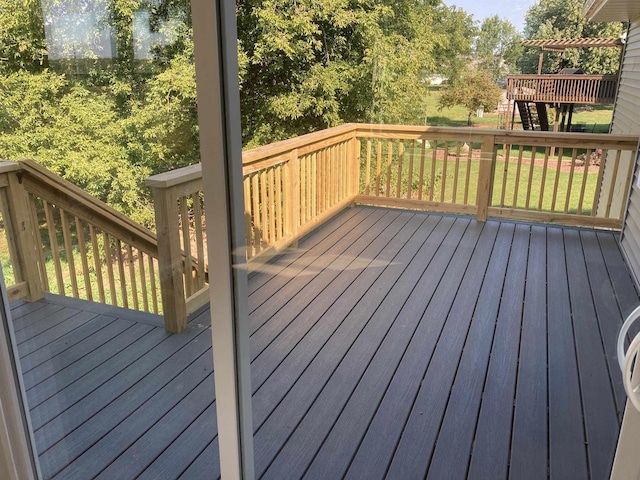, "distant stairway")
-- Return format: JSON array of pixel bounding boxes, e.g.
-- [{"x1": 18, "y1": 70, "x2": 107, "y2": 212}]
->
[{"x1": 516, "y1": 101, "x2": 549, "y2": 131}]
